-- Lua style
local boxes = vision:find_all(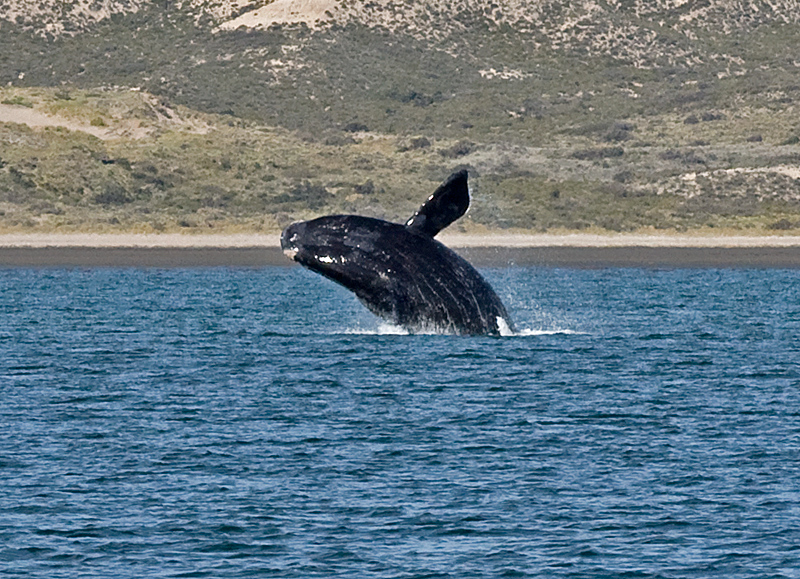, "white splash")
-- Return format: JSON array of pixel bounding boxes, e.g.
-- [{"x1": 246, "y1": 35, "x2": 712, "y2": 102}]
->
[
  {"x1": 516, "y1": 328, "x2": 584, "y2": 336},
  {"x1": 344, "y1": 322, "x2": 409, "y2": 335},
  {"x1": 342, "y1": 319, "x2": 583, "y2": 337},
  {"x1": 497, "y1": 317, "x2": 515, "y2": 337},
  {"x1": 499, "y1": 317, "x2": 581, "y2": 337}
]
